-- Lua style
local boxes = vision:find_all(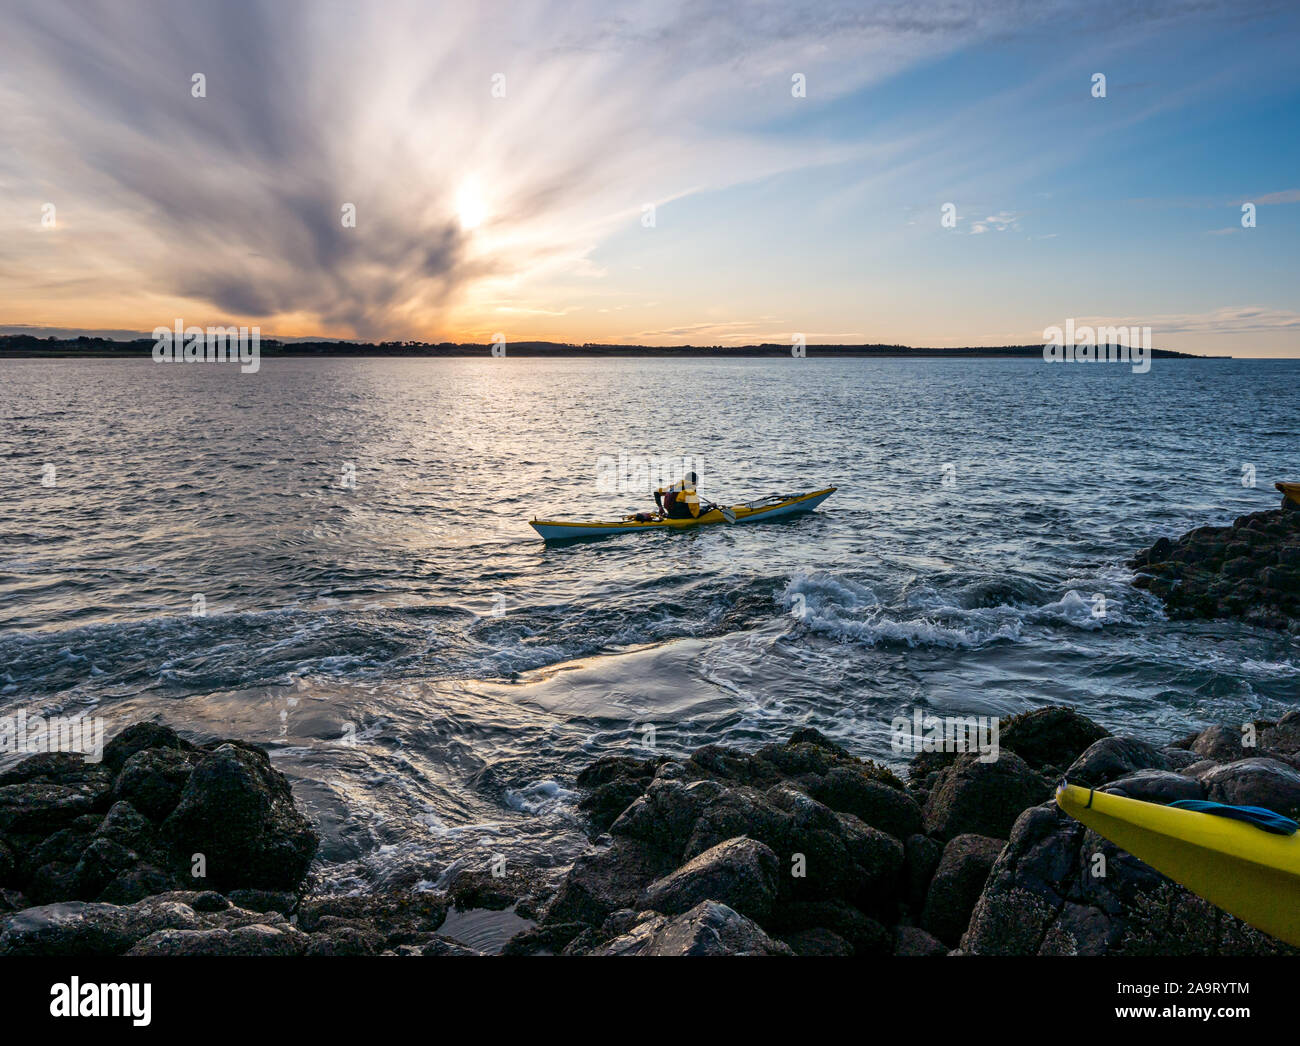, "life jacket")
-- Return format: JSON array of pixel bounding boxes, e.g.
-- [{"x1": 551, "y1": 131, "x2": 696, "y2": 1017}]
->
[{"x1": 657, "y1": 477, "x2": 701, "y2": 518}]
